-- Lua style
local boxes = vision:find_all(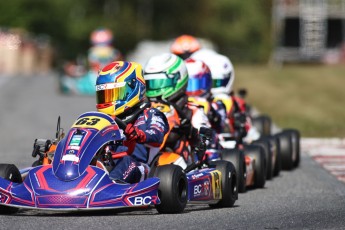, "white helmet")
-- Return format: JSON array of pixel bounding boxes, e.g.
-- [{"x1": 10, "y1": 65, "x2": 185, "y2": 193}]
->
[{"x1": 192, "y1": 49, "x2": 235, "y2": 95}]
